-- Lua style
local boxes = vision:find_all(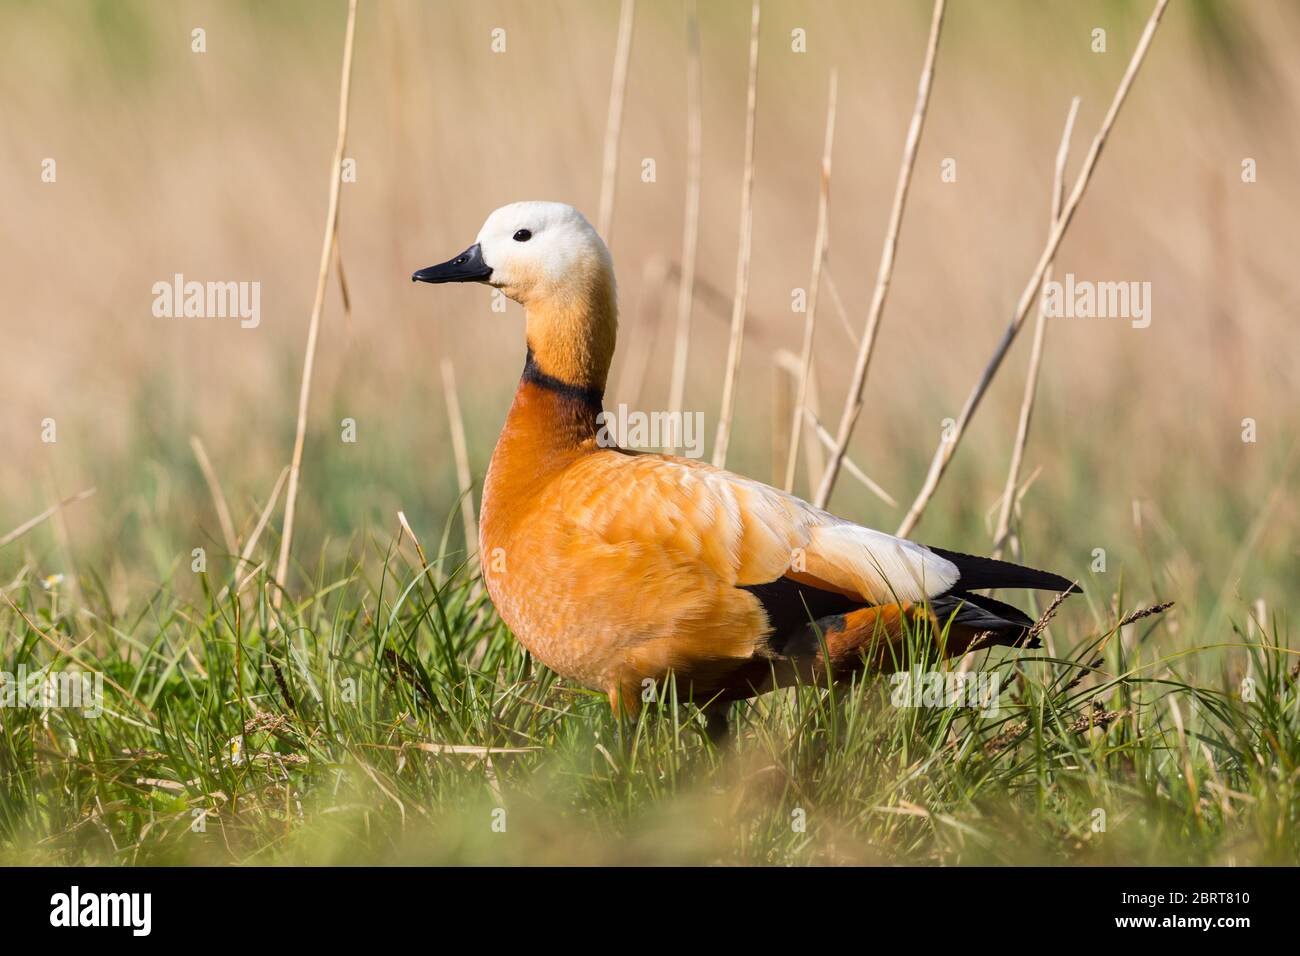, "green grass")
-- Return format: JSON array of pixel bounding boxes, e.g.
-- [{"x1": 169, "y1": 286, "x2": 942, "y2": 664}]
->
[{"x1": 2, "y1": 521, "x2": 1296, "y2": 866}]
